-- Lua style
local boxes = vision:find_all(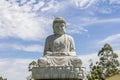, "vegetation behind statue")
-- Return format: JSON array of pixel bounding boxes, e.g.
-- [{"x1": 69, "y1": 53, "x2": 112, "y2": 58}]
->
[{"x1": 87, "y1": 43, "x2": 120, "y2": 80}]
